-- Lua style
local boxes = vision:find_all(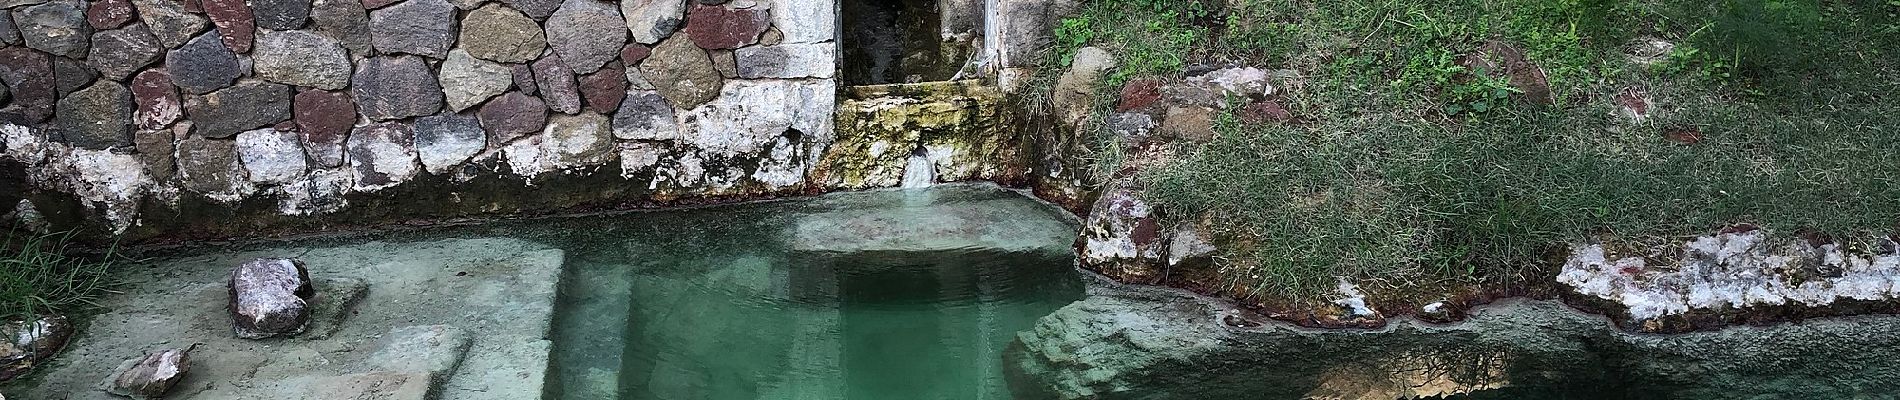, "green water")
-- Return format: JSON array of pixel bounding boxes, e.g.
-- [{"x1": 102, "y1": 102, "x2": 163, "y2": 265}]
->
[{"x1": 547, "y1": 186, "x2": 1086, "y2": 400}]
